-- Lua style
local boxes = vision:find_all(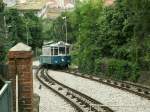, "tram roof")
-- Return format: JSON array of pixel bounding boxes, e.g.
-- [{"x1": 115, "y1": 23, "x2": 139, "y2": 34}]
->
[{"x1": 43, "y1": 41, "x2": 70, "y2": 47}]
